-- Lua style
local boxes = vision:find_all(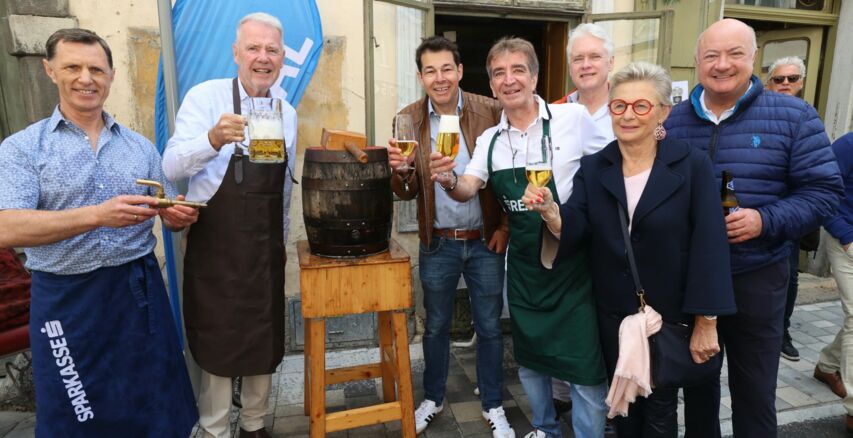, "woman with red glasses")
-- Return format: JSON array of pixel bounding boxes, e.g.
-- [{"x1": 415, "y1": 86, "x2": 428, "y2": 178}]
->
[{"x1": 523, "y1": 62, "x2": 736, "y2": 437}]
